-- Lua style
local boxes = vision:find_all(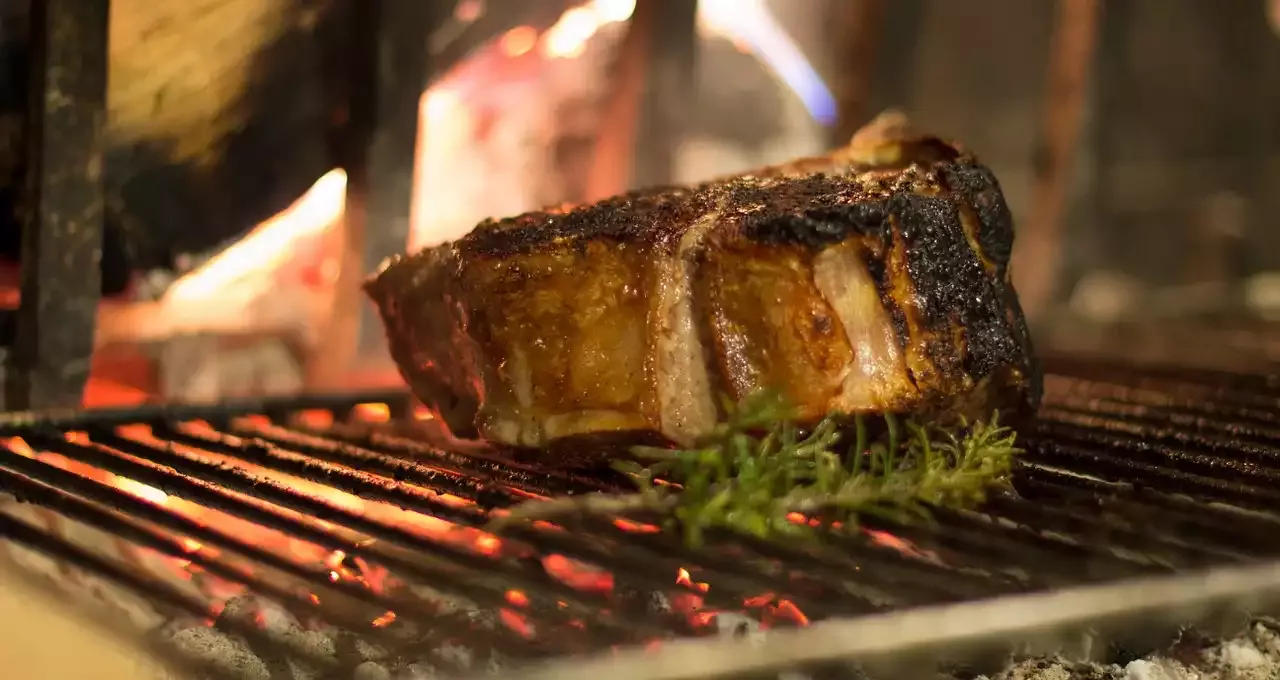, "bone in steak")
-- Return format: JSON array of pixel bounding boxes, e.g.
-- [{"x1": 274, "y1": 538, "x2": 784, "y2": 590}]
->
[{"x1": 365, "y1": 114, "x2": 1042, "y2": 447}]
